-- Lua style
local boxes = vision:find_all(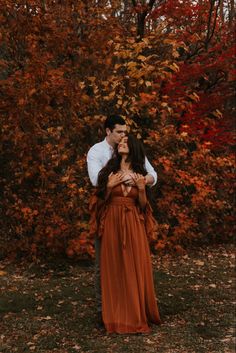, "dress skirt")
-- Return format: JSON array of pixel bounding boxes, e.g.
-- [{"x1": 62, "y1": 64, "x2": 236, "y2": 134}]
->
[{"x1": 90, "y1": 185, "x2": 161, "y2": 333}]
